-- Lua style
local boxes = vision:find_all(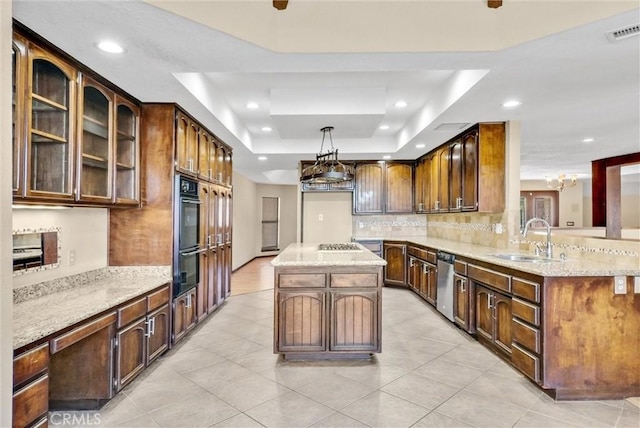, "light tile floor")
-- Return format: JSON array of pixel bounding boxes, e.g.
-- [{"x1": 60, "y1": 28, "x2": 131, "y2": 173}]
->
[{"x1": 50, "y1": 287, "x2": 639, "y2": 428}]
